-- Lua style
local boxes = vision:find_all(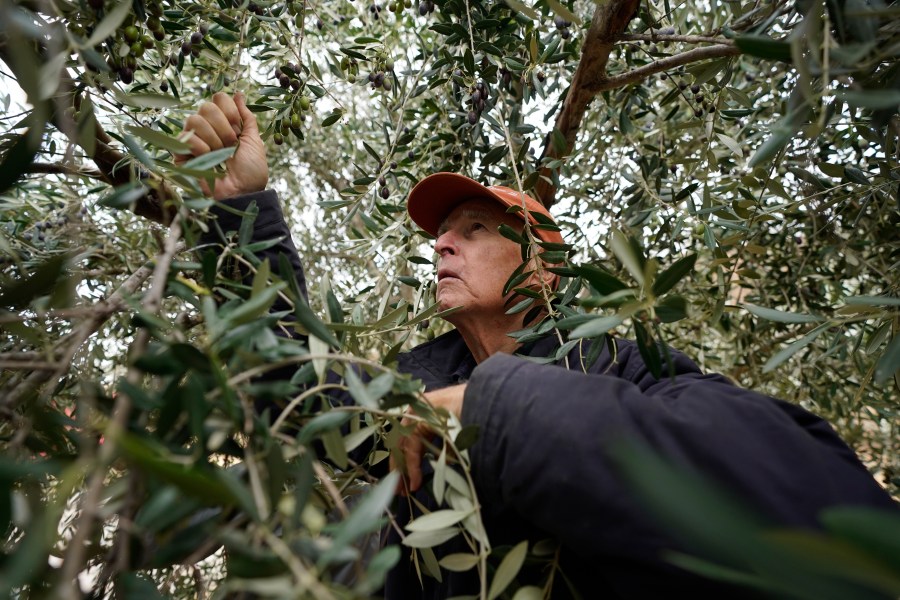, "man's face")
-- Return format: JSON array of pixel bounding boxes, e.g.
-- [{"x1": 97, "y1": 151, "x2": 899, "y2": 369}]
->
[{"x1": 434, "y1": 199, "x2": 526, "y2": 320}]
